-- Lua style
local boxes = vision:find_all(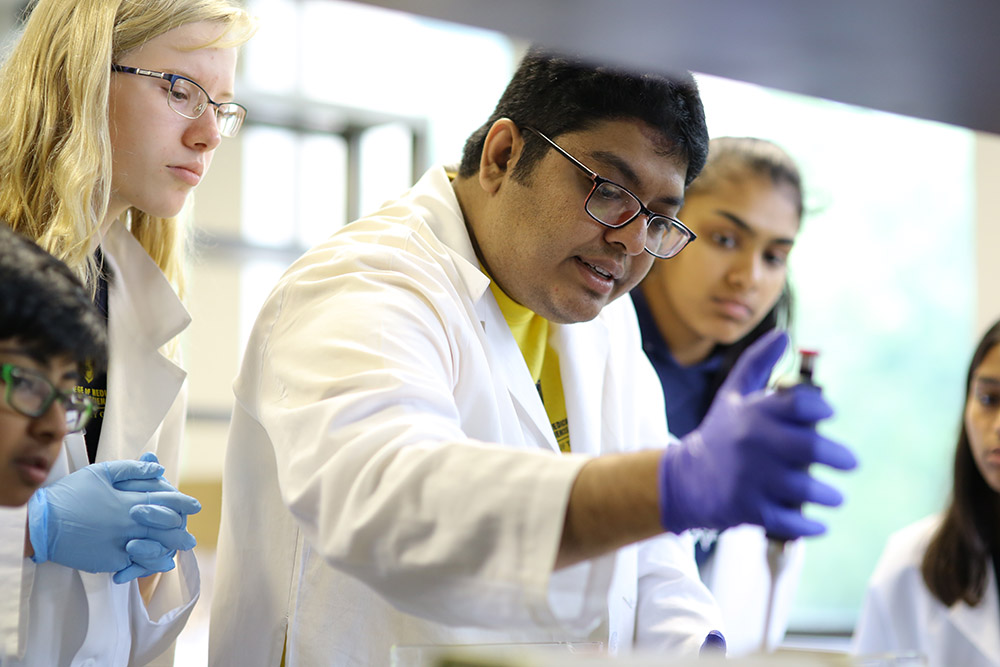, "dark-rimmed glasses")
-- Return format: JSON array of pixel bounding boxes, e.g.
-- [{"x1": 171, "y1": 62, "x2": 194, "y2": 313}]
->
[
  {"x1": 522, "y1": 126, "x2": 696, "y2": 259},
  {"x1": 1, "y1": 363, "x2": 93, "y2": 433},
  {"x1": 111, "y1": 65, "x2": 247, "y2": 137}
]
